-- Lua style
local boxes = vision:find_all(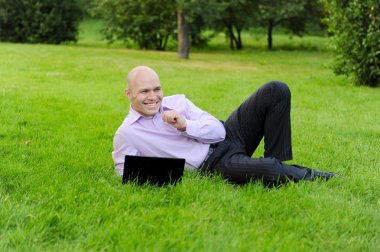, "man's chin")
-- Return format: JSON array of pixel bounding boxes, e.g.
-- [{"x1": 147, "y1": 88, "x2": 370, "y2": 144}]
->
[{"x1": 143, "y1": 108, "x2": 159, "y2": 116}]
